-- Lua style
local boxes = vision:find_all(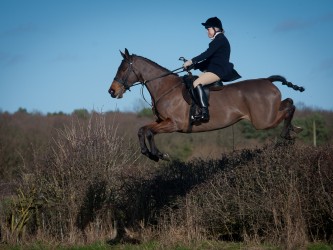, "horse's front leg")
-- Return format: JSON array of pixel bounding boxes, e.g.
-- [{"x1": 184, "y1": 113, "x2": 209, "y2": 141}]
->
[
  {"x1": 138, "y1": 126, "x2": 157, "y2": 161},
  {"x1": 146, "y1": 127, "x2": 170, "y2": 161},
  {"x1": 138, "y1": 124, "x2": 165, "y2": 162},
  {"x1": 138, "y1": 119, "x2": 176, "y2": 161}
]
